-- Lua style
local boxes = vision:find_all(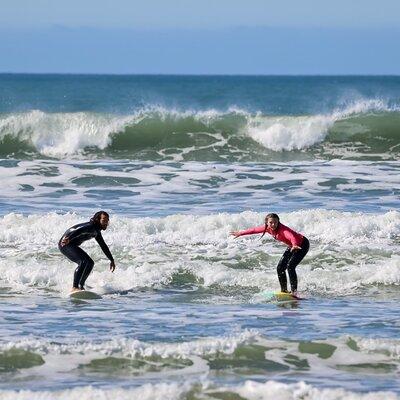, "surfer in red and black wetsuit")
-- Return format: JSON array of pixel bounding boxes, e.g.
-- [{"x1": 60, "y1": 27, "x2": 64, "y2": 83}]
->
[
  {"x1": 231, "y1": 213, "x2": 309, "y2": 296},
  {"x1": 58, "y1": 211, "x2": 116, "y2": 293}
]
